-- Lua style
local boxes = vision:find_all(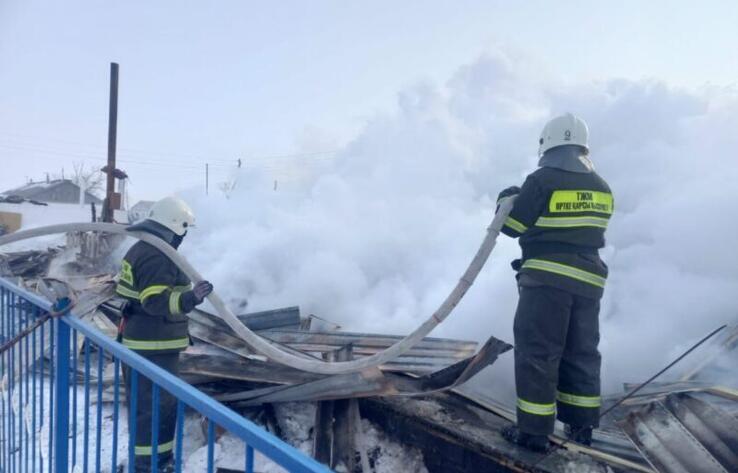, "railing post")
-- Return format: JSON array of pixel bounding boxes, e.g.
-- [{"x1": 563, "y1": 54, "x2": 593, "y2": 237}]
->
[{"x1": 54, "y1": 318, "x2": 71, "y2": 472}]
